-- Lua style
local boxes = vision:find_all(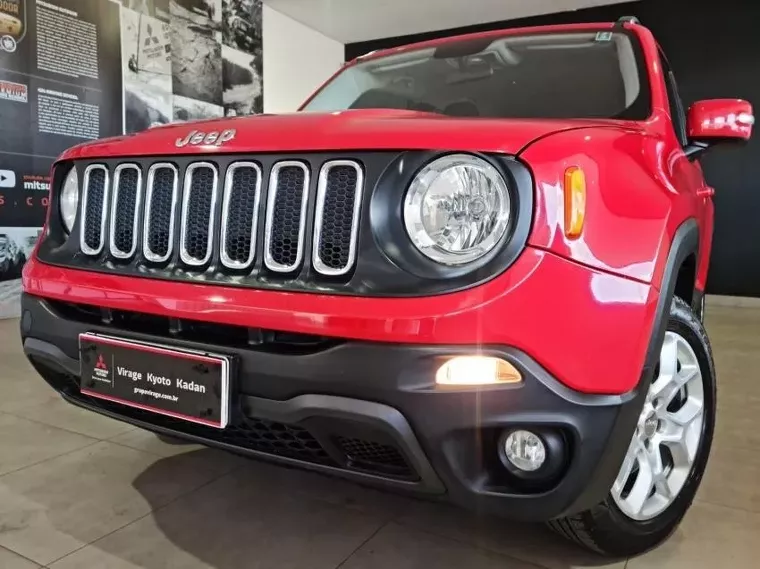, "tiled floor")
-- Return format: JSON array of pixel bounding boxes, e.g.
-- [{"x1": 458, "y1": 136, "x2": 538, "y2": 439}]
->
[{"x1": 1, "y1": 304, "x2": 759, "y2": 568}]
